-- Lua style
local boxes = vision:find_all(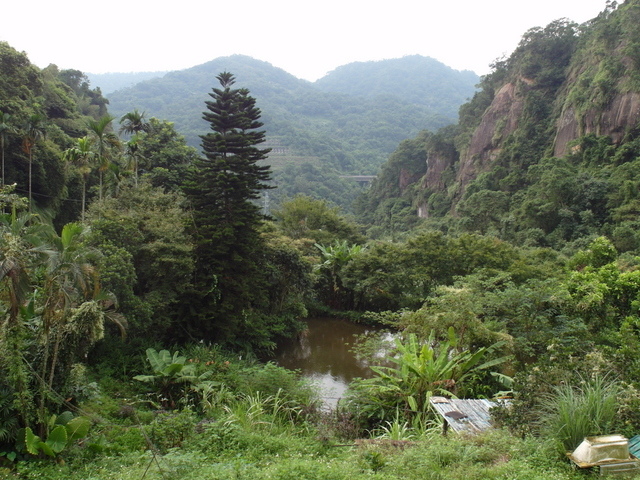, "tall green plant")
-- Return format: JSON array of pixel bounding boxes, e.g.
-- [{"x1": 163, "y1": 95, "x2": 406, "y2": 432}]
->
[
  {"x1": 40, "y1": 223, "x2": 103, "y2": 394},
  {"x1": 181, "y1": 72, "x2": 273, "y2": 344},
  {"x1": 0, "y1": 112, "x2": 17, "y2": 187},
  {"x1": 134, "y1": 348, "x2": 213, "y2": 408},
  {"x1": 351, "y1": 329, "x2": 508, "y2": 424},
  {"x1": 62, "y1": 136, "x2": 95, "y2": 221},
  {"x1": 87, "y1": 115, "x2": 120, "y2": 200},
  {"x1": 539, "y1": 374, "x2": 620, "y2": 452},
  {"x1": 21, "y1": 114, "x2": 46, "y2": 212}
]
